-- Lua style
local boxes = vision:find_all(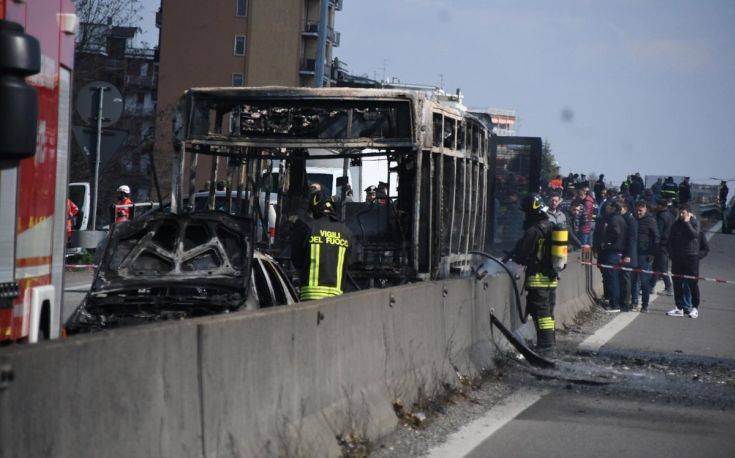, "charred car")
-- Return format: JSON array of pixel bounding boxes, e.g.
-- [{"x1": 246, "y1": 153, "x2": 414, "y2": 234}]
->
[{"x1": 65, "y1": 211, "x2": 297, "y2": 334}]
